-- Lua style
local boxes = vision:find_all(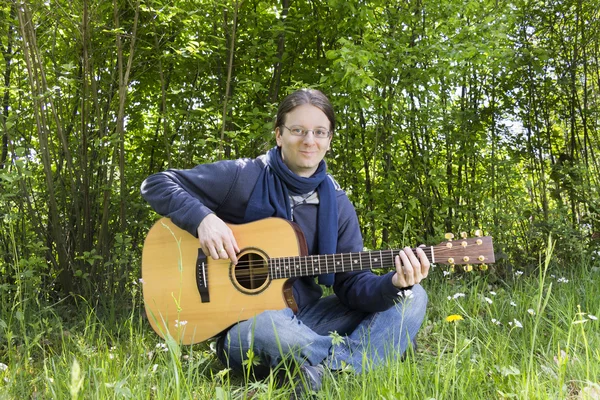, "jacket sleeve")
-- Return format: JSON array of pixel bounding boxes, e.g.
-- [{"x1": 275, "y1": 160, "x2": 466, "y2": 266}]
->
[
  {"x1": 332, "y1": 195, "x2": 403, "y2": 312},
  {"x1": 140, "y1": 160, "x2": 241, "y2": 236}
]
